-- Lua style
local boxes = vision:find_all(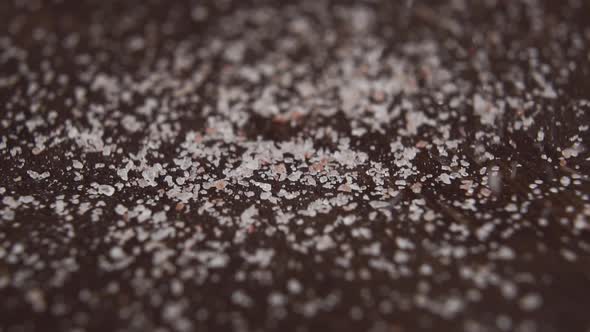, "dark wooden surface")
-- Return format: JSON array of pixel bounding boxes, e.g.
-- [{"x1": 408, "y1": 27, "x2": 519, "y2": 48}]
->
[{"x1": 0, "y1": 1, "x2": 589, "y2": 331}]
